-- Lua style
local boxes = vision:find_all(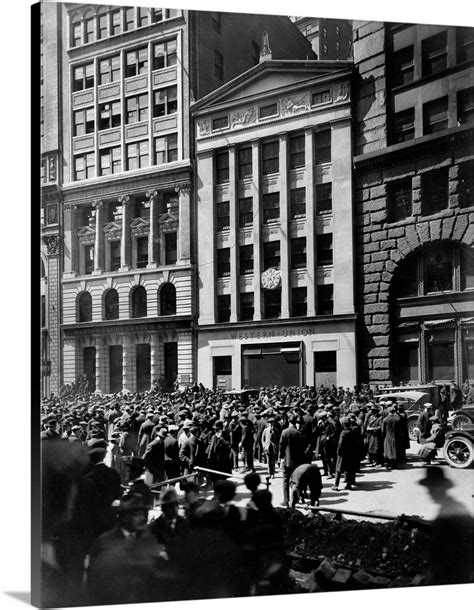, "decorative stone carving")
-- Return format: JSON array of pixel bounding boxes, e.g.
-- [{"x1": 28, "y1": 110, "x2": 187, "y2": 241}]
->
[
  {"x1": 280, "y1": 94, "x2": 309, "y2": 116},
  {"x1": 231, "y1": 107, "x2": 257, "y2": 128},
  {"x1": 175, "y1": 181, "x2": 191, "y2": 194},
  {"x1": 260, "y1": 31, "x2": 272, "y2": 61},
  {"x1": 261, "y1": 268, "x2": 281, "y2": 289},
  {"x1": 118, "y1": 194, "x2": 130, "y2": 205},
  {"x1": 43, "y1": 235, "x2": 61, "y2": 256},
  {"x1": 130, "y1": 217, "x2": 150, "y2": 236},
  {"x1": 48, "y1": 155, "x2": 57, "y2": 182},
  {"x1": 146, "y1": 189, "x2": 158, "y2": 199},
  {"x1": 197, "y1": 119, "x2": 211, "y2": 136},
  {"x1": 334, "y1": 81, "x2": 349, "y2": 102}
]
